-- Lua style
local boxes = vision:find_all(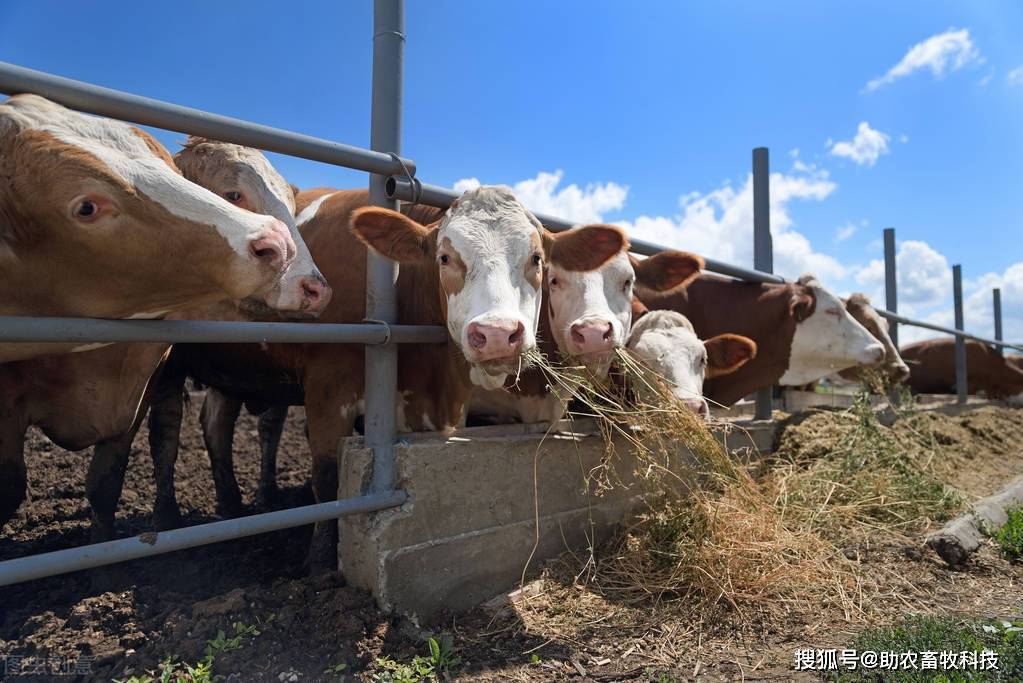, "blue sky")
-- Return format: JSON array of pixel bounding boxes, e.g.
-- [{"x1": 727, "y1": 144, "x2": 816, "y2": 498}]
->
[{"x1": 2, "y1": 1, "x2": 1021, "y2": 342}]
